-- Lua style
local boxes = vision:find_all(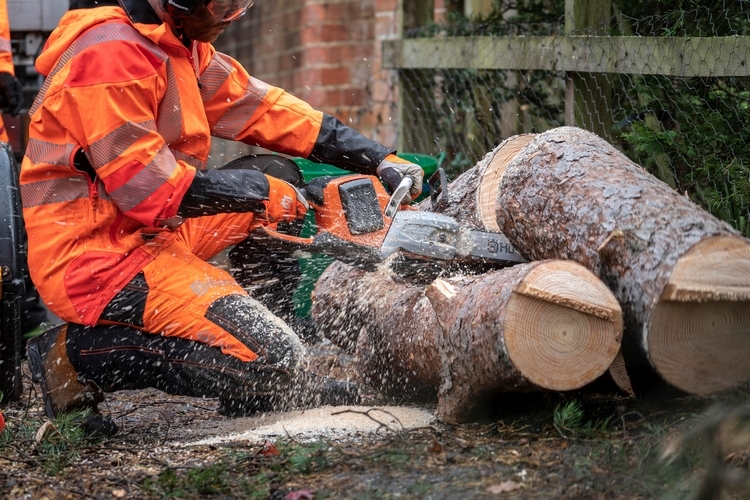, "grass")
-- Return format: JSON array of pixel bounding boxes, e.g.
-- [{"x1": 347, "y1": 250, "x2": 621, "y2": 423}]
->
[
  {"x1": 0, "y1": 407, "x2": 102, "y2": 476},
  {"x1": 142, "y1": 454, "x2": 272, "y2": 499},
  {"x1": 553, "y1": 399, "x2": 613, "y2": 438},
  {"x1": 142, "y1": 441, "x2": 342, "y2": 499}
]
